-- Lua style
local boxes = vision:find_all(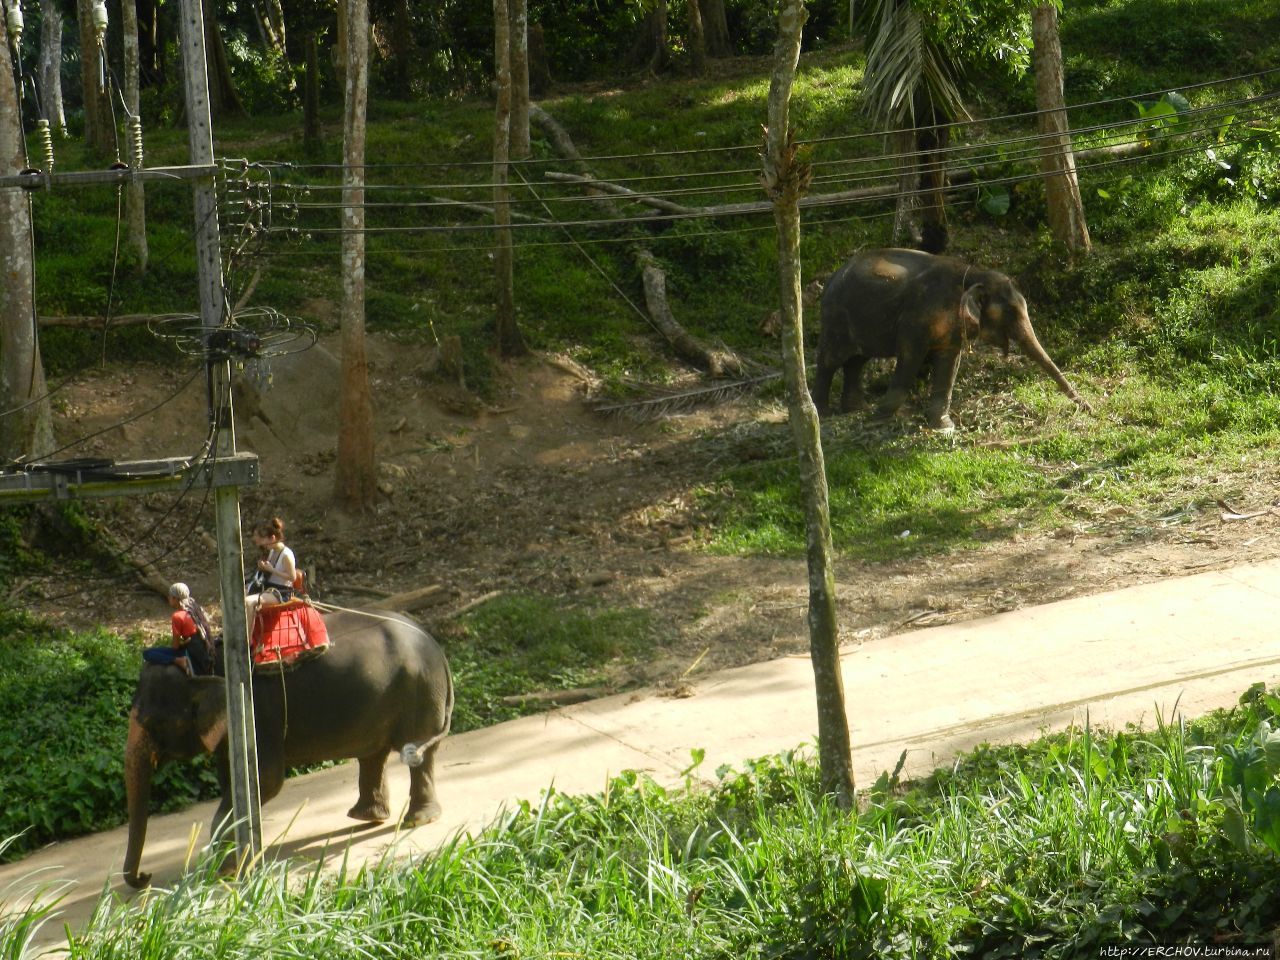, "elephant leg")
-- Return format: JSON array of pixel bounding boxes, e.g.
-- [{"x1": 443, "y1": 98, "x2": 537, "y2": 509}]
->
[
  {"x1": 348, "y1": 751, "x2": 391, "y2": 822},
  {"x1": 811, "y1": 356, "x2": 841, "y2": 417},
  {"x1": 925, "y1": 351, "x2": 962, "y2": 432},
  {"x1": 258, "y1": 757, "x2": 285, "y2": 804},
  {"x1": 874, "y1": 348, "x2": 926, "y2": 421},
  {"x1": 403, "y1": 746, "x2": 443, "y2": 827},
  {"x1": 839, "y1": 356, "x2": 869, "y2": 413}
]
